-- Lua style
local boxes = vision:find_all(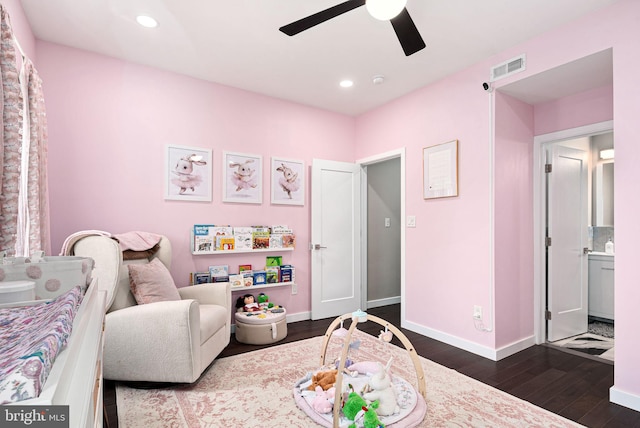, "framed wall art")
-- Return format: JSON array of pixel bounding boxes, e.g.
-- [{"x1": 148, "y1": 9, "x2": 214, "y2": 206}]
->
[
  {"x1": 423, "y1": 140, "x2": 458, "y2": 199},
  {"x1": 271, "y1": 157, "x2": 305, "y2": 206},
  {"x1": 165, "y1": 144, "x2": 212, "y2": 202},
  {"x1": 222, "y1": 151, "x2": 262, "y2": 204}
]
